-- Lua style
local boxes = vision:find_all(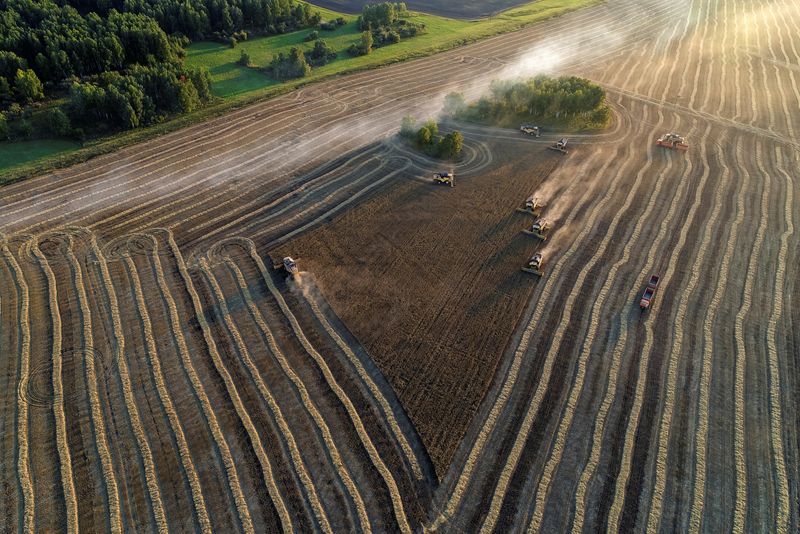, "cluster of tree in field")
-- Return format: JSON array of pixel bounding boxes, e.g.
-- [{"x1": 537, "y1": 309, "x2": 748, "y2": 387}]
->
[
  {"x1": 400, "y1": 116, "x2": 463, "y2": 160},
  {"x1": 354, "y1": 2, "x2": 425, "y2": 51},
  {"x1": 0, "y1": 0, "x2": 319, "y2": 141},
  {"x1": 264, "y1": 37, "x2": 338, "y2": 80},
  {"x1": 445, "y1": 75, "x2": 611, "y2": 129}
]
